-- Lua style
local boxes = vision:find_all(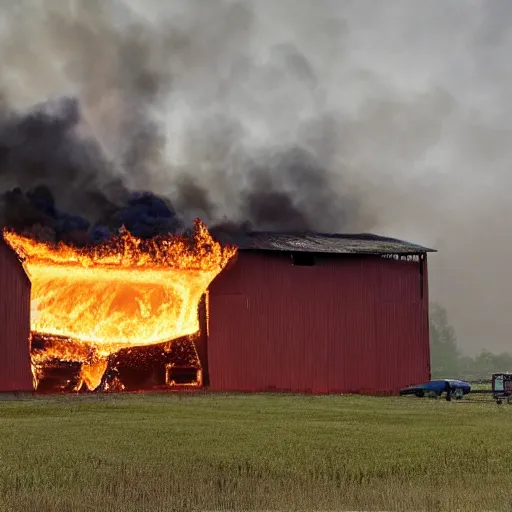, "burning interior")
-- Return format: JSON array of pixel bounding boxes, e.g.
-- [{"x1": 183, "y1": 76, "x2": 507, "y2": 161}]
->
[{"x1": 3, "y1": 219, "x2": 236, "y2": 393}]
